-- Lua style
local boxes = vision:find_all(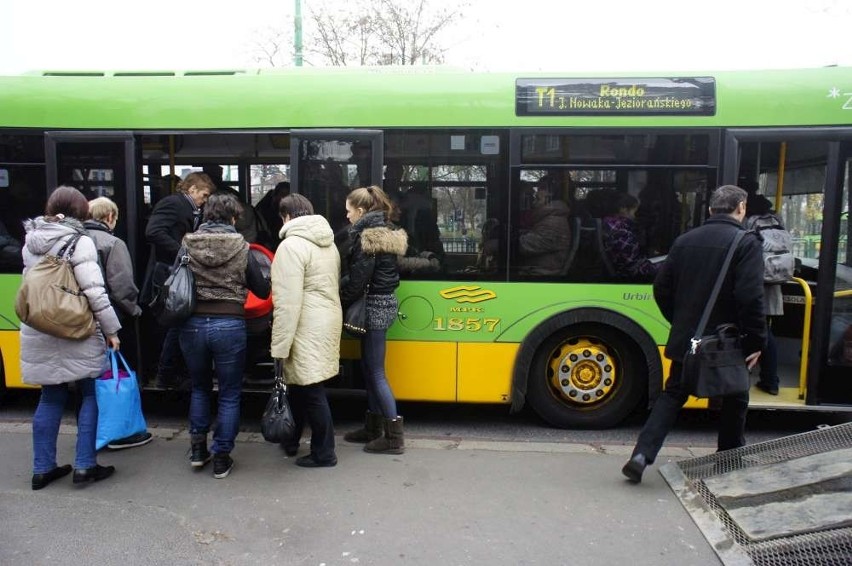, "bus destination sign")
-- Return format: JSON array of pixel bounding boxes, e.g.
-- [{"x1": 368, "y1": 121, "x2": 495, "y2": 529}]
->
[{"x1": 515, "y1": 77, "x2": 716, "y2": 116}]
